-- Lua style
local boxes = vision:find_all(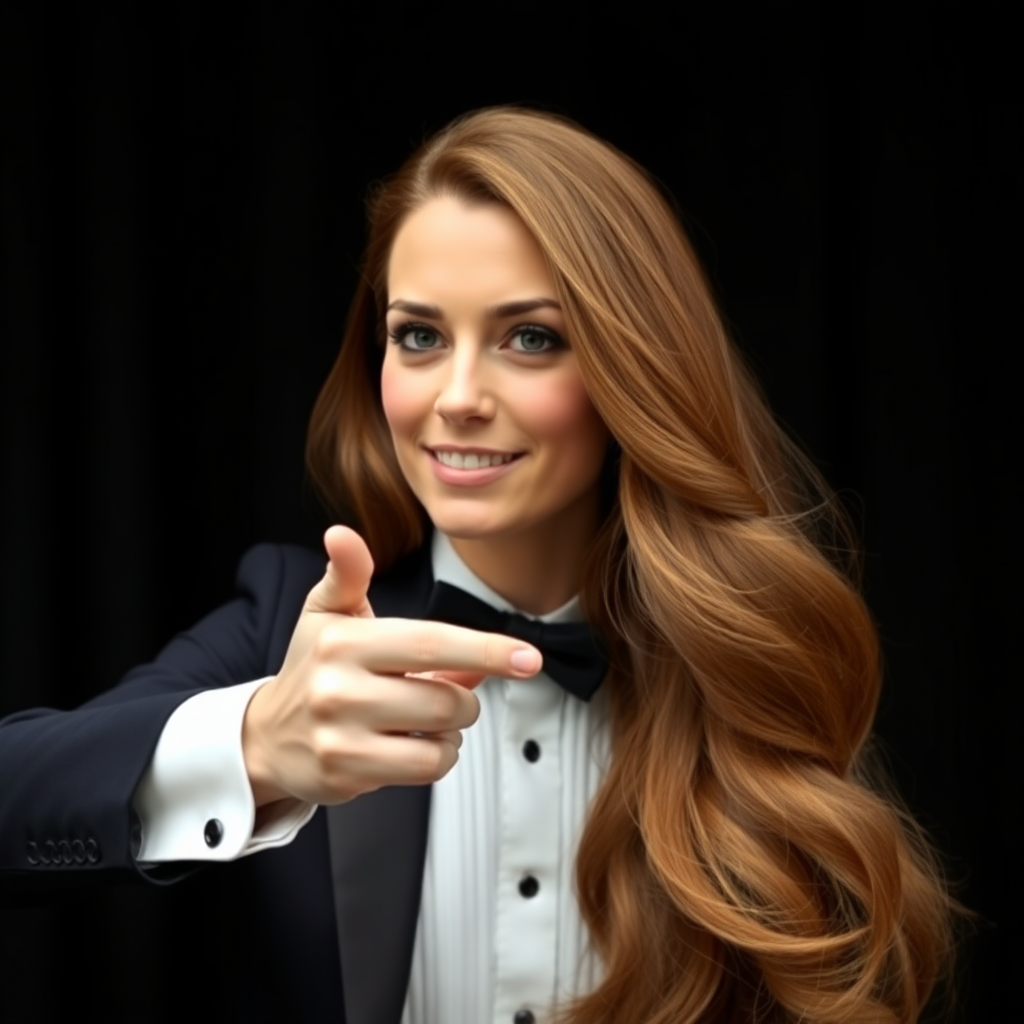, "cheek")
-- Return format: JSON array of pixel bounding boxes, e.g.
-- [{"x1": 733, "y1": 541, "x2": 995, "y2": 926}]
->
[
  {"x1": 380, "y1": 359, "x2": 422, "y2": 441},
  {"x1": 520, "y1": 375, "x2": 608, "y2": 459}
]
